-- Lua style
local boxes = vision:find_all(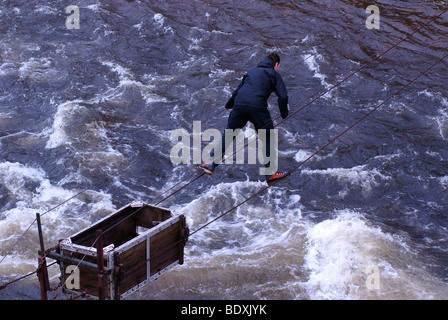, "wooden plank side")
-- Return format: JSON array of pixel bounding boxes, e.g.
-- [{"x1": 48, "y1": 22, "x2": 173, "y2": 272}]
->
[
  {"x1": 135, "y1": 205, "x2": 172, "y2": 229},
  {"x1": 71, "y1": 206, "x2": 139, "y2": 247},
  {"x1": 71, "y1": 204, "x2": 172, "y2": 248},
  {"x1": 102, "y1": 222, "x2": 137, "y2": 248},
  {"x1": 61, "y1": 249, "x2": 111, "y2": 299},
  {"x1": 61, "y1": 266, "x2": 111, "y2": 299},
  {"x1": 117, "y1": 240, "x2": 147, "y2": 294},
  {"x1": 150, "y1": 221, "x2": 181, "y2": 276},
  {"x1": 79, "y1": 267, "x2": 100, "y2": 296}
]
